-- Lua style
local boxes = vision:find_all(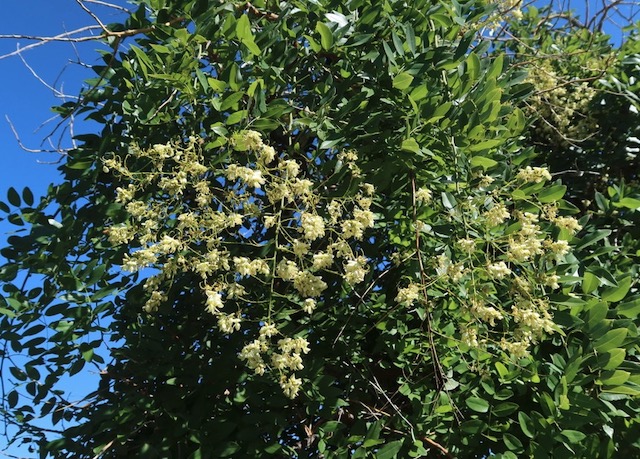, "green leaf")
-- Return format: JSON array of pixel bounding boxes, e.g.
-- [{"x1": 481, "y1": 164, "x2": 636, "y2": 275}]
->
[
  {"x1": 225, "y1": 110, "x2": 247, "y2": 125},
  {"x1": 242, "y1": 38, "x2": 261, "y2": 56},
  {"x1": 409, "y1": 84, "x2": 428, "y2": 101},
  {"x1": 316, "y1": 22, "x2": 333, "y2": 50},
  {"x1": 392, "y1": 72, "x2": 414, "y2": 91},
  {"x1": 22, "y1": 187, "x2": 34, "y2": 206},
  {"x1": 486, "y1": 54, "x2": 504, "y2": 81},
  {"x1": 495, "y1": 362, "x2": 509, "y2": 379},
  {"x1": 466, "y1": 396, "x2": 489, "y2": 413},
  {"x1": 586, "y1": 301, "x2": 608, "y2": 329},
  {"x1": 582, "y1": 271, "x2": 599, "y2": 294},
  {"x1": 470, "y1": 155, "x2": 497, "y2": 169},
  {"x1": 600, "y1": 370, "x2": 630, "y2": 386},
  {"x1": 7, "y1": 390, "x2": 18, "y2": 408},
  {"x1": 492, "y1": 402, "x2": 519, "y2": 417},
  {"x1": 601, "y1": 276, "x2": 632, "y2": 303},
  {"x1": 597, "y1": 348, "x2": 626, "y2": 370},
  {"x1": 7, "y1": 187, "x2": 20, "y2": 207},
  {"x1": 518, "y1": 412, "x2": 535, "y2": 438},
  {"x1": 220, "y1": 92, "x2": 245, "y2": 111},
  {"x1": 503, "y1": 433, "x2": 523, "y2": 452},
  {"x1": 617, "y1": 297, "x2": 640, "y2": 318},
  {"x1": 601, "y1": 384, "x2": 640, "y2": 396},
  {"x1": 236, "y1": 14, "x2": 252, "y2": 41},
  {"x1": 538, "y1": 184, "x2": 567, "y2": 203},
  {"x1": 613, "y1": 197, "x2": 640, "y2": 209},
  {"x1": 560, "y1": 430, "x2": 586, "y2": 443},
  {"x1": 441, "y1": 192, "x2": 457, "y2": 209},
  {"x1": 401, "y1": 138, "x2": 420, "y2": 154},
  {"x1": 575, "y1": 230, "x2": 611, "y2": 250},
  {"x1": 460, "y1": 419, "x2": 486, "y2": 434},
  {"x1": 467, "y1": 138, "x2": 504, "y2": 152},
  {"x1": 376, "y1": 440, "x2": 403, "y2": 459},
  {"x1": 594, "y1": 328, "x2": 628, "y2": 353}
]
